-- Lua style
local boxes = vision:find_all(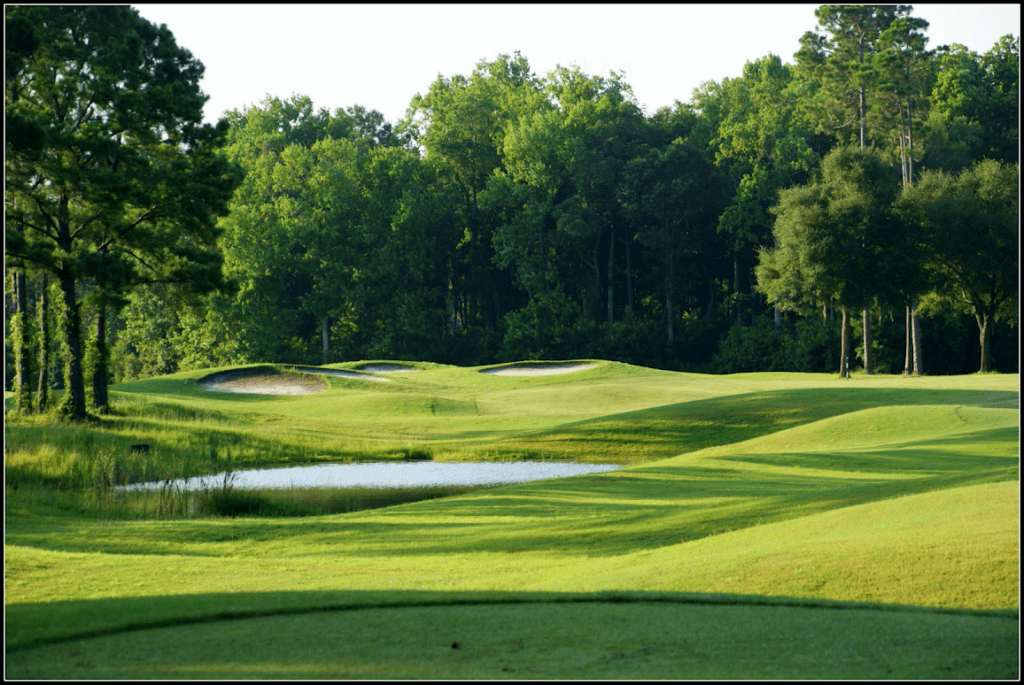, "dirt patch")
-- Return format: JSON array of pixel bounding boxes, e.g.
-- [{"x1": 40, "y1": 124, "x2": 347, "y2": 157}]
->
[{"x1": 480, "y1": 362, "x2": 598, "y2": 376}]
